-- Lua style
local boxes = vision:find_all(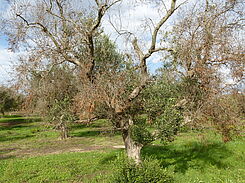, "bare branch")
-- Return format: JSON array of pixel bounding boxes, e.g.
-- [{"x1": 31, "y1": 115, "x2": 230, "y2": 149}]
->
[
  {"x1": 91, "y1": 4, "x2": 107, "y2": 33},
  {"x1": 132, "y1": 38, "x2": 144, "y2": 59},
  {"x1": 16, "y1": 13, "x2": 83, "y2": 68},
  {"x1": 92, "y1": 0, "x2": 122, "y2": 33},
  {"x1": 127, "y1": 0, "x2": 182, "y2": 104},
  {"x1": 106, "y1": 0, "x2": 122, "y2": 10},
  {"x1": 149, "y1": 0, "x2": 177, "y2": 53},
  {"x1": 94, "y1": 0, "x2": 100, "y2": 6}
]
